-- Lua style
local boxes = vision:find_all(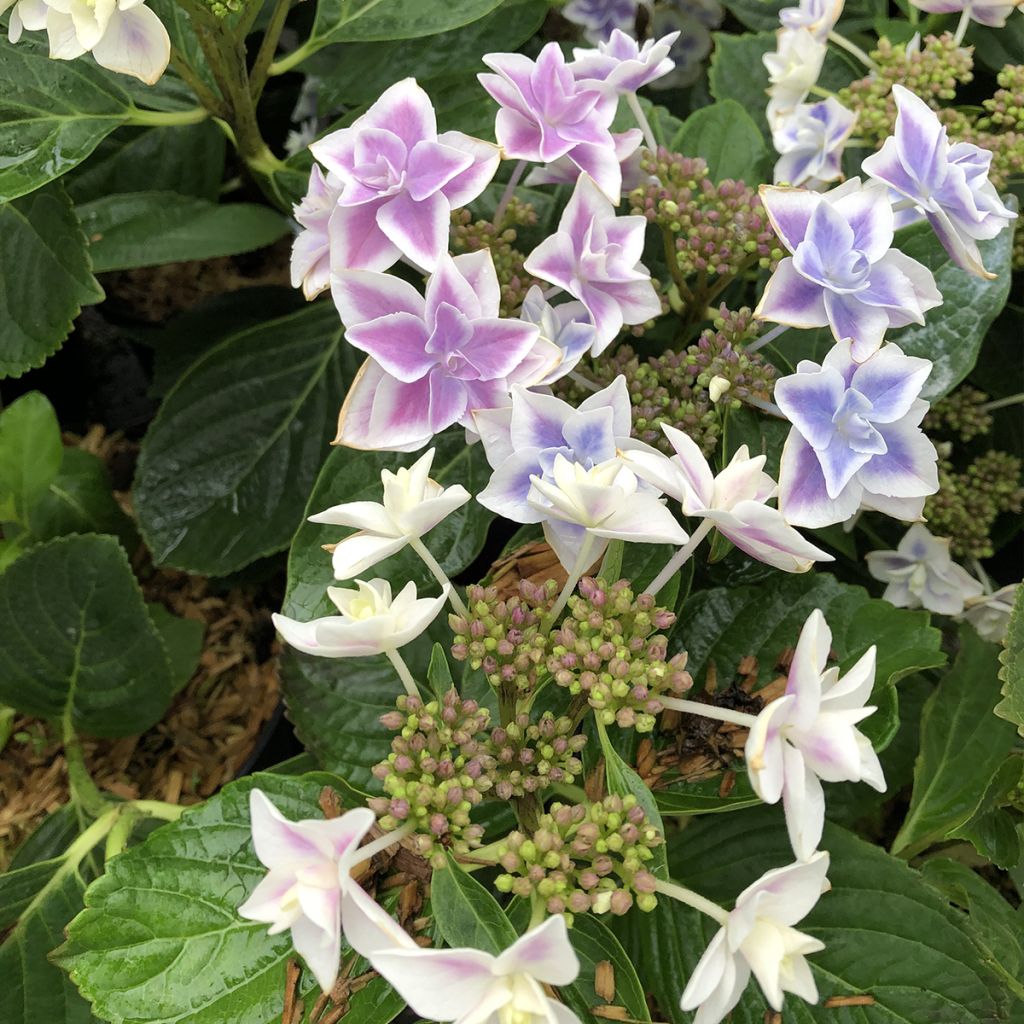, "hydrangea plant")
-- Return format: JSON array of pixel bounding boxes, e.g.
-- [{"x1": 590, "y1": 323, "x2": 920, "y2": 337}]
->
[{"x1": 0, "y1": 1, "x2": 1022, "y2": 1024}]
